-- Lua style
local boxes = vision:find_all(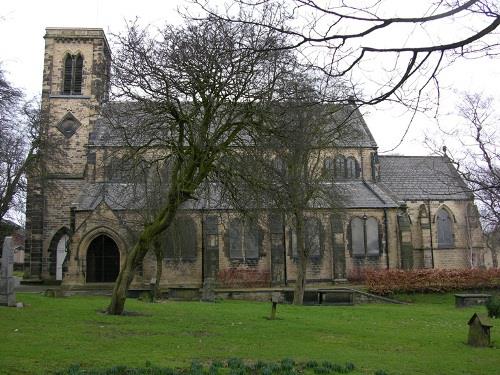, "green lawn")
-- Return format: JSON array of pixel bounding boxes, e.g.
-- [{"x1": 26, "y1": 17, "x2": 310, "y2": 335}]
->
[{"x1": 0, "y1": 293, "x2": 499, "y2": 374}]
